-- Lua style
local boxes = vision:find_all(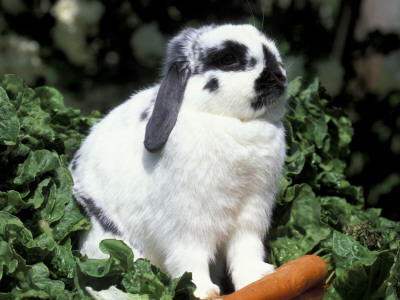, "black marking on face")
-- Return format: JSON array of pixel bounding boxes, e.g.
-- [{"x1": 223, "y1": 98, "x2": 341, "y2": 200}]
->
[
  {"x1": 249, "y1": 57, "x2": 257, "y2": 68},
  {"x1": 252, "y1": 45, "x2": 286, "y2": 110},
  {"x1": 203, "y1": 77, "x2": 219, "y2": 92},
  {"x1": 202, "y1": 40, "x2": 250, "y2": 72},
  {"x1": 79, "y1": 195, "x2": 121, "y2": 236}
]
